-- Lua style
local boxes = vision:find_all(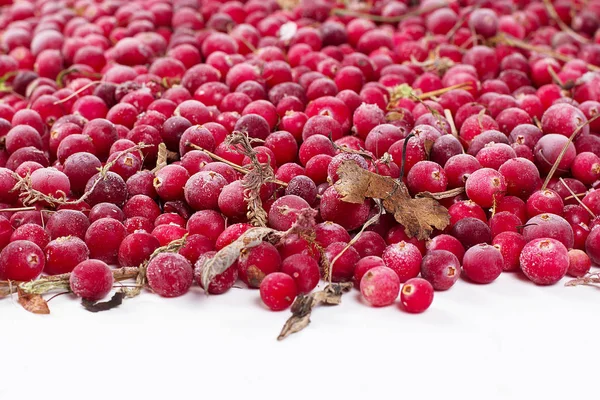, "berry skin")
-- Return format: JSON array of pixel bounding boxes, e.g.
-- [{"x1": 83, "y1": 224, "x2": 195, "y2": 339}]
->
[
  {"x1": 492, "y1": 232, "x2": 527, "y2": 271},
  {"x1": 118, "y1": 232, "x2": 160, "y2": 267},
  {"x1": 353, "y1": 256, "x2": 386, "y2": 288},
  {"x1": 520, "y1": 238, "x2": 569, "y2": 285},
  {"x1": 451, "y1": 217, "x2": 492, "y2": 249},
  {"x1": 462, "y1": 244, "x2": 503, "y2": 284},
  {"x1": 421, "y1": 250, "x2": 461, "y2": 291},
  {"x1": 400, "y1": 278, "x2": 434, "y2": 313},
  {"x1": 69, "y1": 260, "x2": 114, "y2": 301},
  {"x1": 360, "y1": 266, "x2": 400, "y2": 307},
  {"x1": 585, "y1": 228, "x2": 600, "y2": 265},
  {"x1": 426, "y1": 234, "x2": 465, "y2": 263},
  {"x1": 146, "y1": 253, "x2": 194, "y2": 298},
  {"x1": 406, "y1": 160, "x2": 448, "y2": 194},
  {"x1": 45, "y1": 236, "x2": 89, "y2": 275},
  {"x1": 281, "y1": 254, "x2": 320, "y2": 294},
  {"x1": 0, "y1": 240, "x2": 45, "y2": 281},
  {"x1": 567, "y1": 249, "x2": 591, "y2": 278},
  {"x1": 238, "y1": 242, "x2": 282, "y2": 288},
  {"x1": 325, "y1": 241, "x2": 361, "y2": 283},
  {"x1": 465, "y1": 168, "x2": 507, "y2": 208},
  {"x1": 381, "y1": 241, "x2": 422, "y2": 283},
  {"x1": 268, "y1": 195, "x2": 312, "y2": 231},
  {"x1": 259, "y1": 272, "x2": 298, "y2": 311},
  {"x1": 522, "y1": 213, "x2": 574, "y2": 250}
]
